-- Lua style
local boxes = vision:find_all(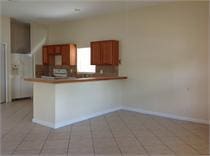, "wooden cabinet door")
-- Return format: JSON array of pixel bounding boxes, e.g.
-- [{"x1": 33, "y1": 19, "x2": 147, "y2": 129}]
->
[
  {"x1": 47, "y1": 46, "x2": 55, "y2": 65},
  {"x1": 42, "y1": 46, "x2": 48, "y2": 65},
  {"x1": 47, "y1": 45, "x2": 54, "y2": 55},
  {"x1": 61, "y1": 45, "x2": 70, "y2": 65},
  {"x1": 111, "y1": 41, "x2": 119, "y2": 65},
  {"x1": 48, "y1": 55, "x2": 55, "y2": 65},
  {"x1": 69, "y1": 44, "x2": 77, "y2": 66},
  {"x1": 91, "y1": 42, "x2": 101, "y2": 65},
  {"x1": 54, "y1": 45, "x2": 61, "y2": 55},
  {"x1": 43, "y1": 46, "x2": 55, "y2": 65},
  {"x1": 101, "y1": 41, "x2": 113, "y2": 65}
]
